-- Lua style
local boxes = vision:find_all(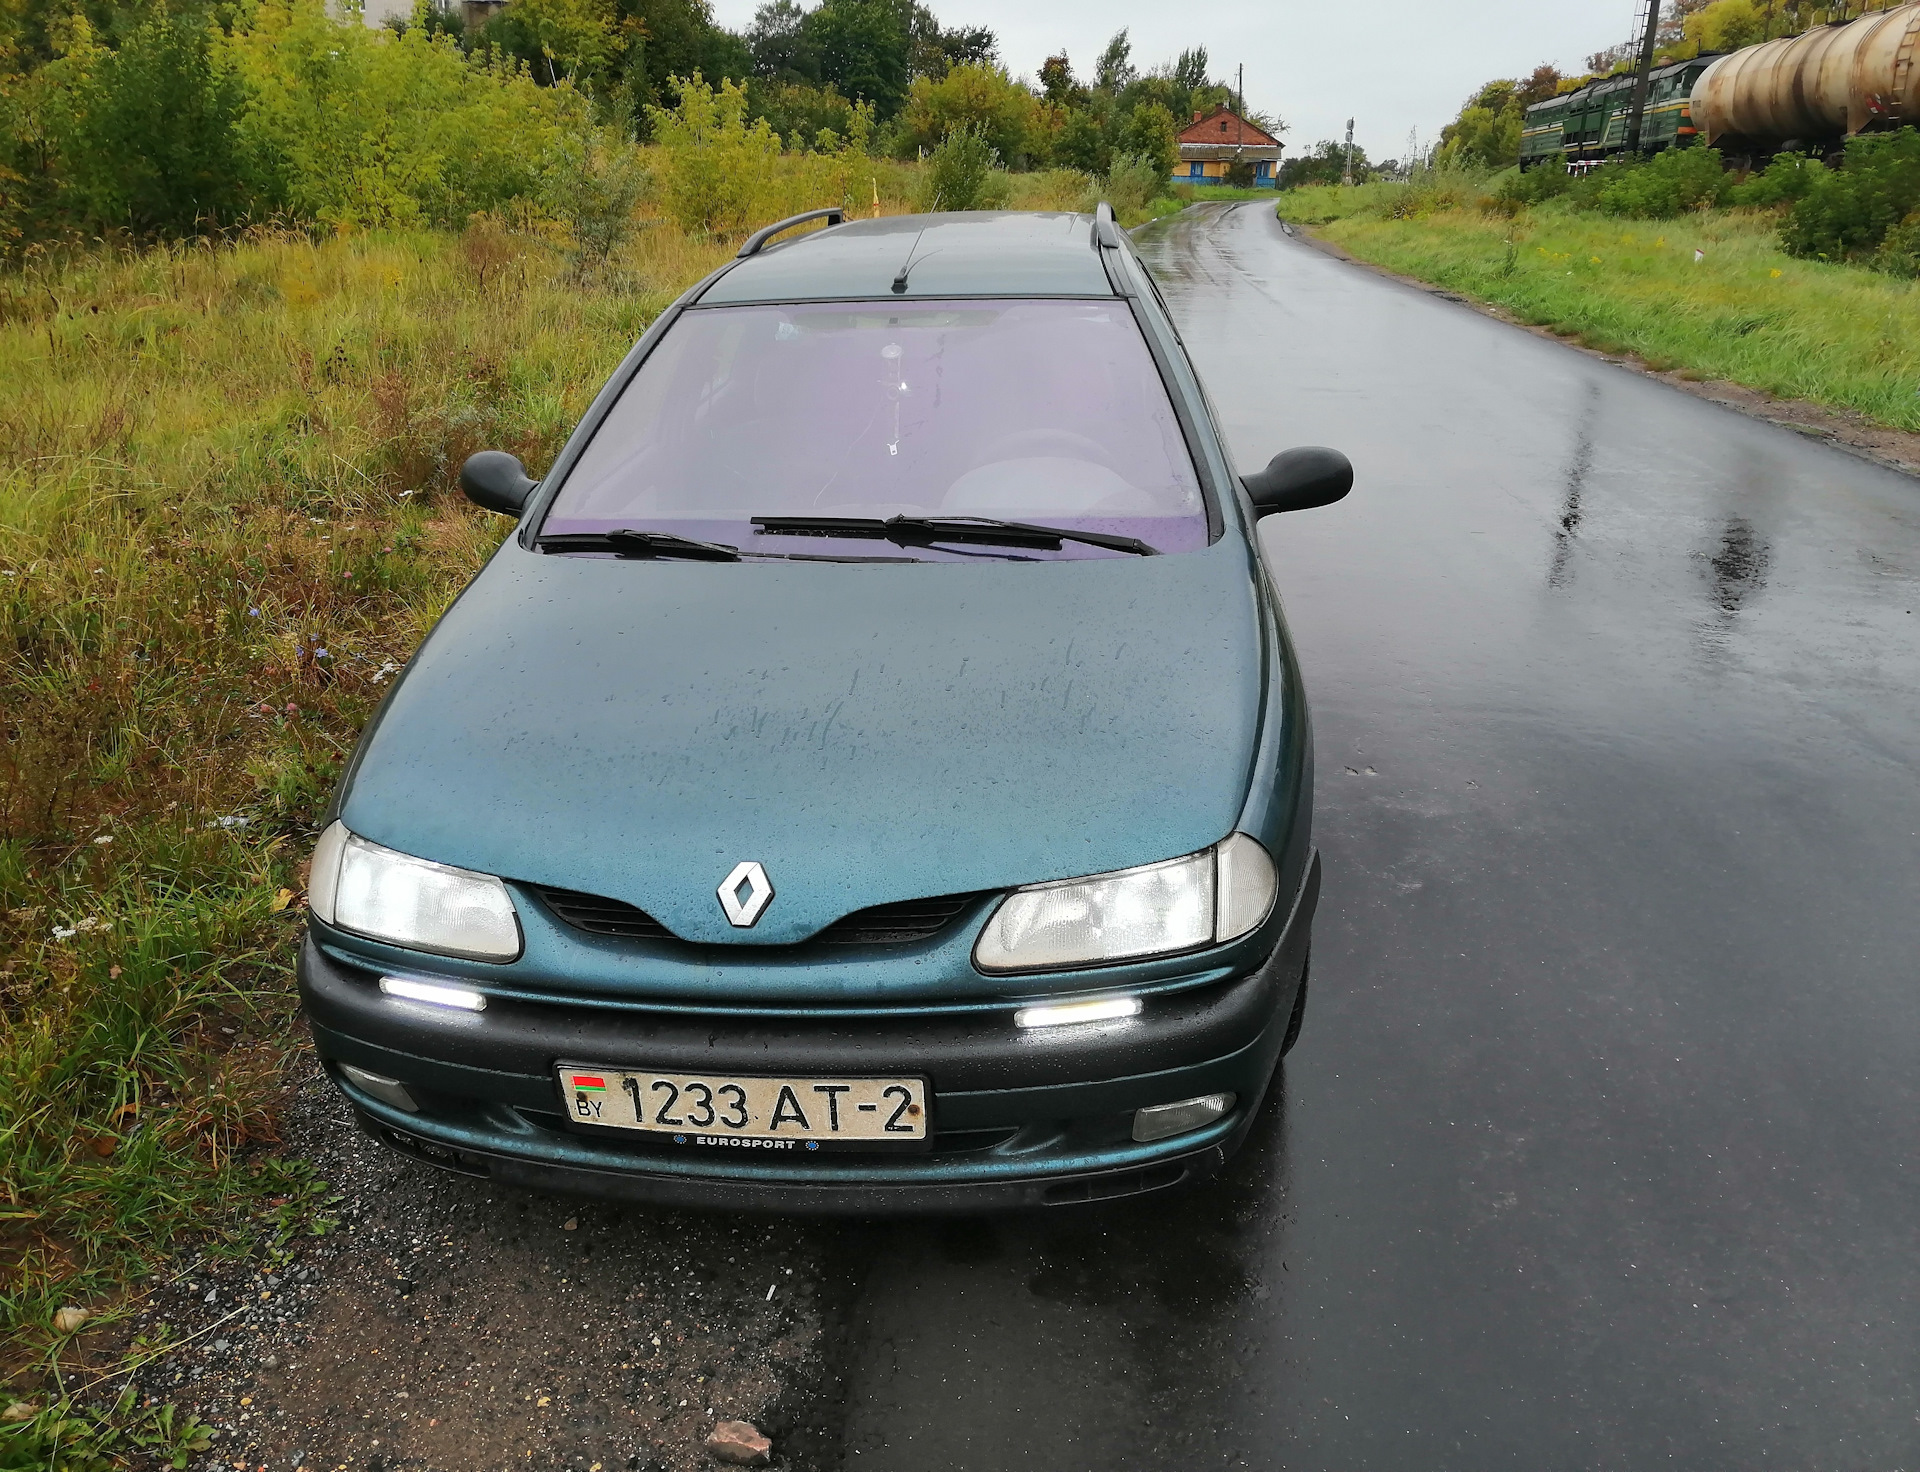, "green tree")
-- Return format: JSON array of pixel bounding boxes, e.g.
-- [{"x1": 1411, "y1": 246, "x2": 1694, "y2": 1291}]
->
[
  {"x1": 1093, "y1": 29, "x2": 1133, "y2": 92},
  {"x1": 1170, "y1": 46, "x2": 1207, "y2": 94},
  {"x1": 616, "y1": 0, "x2": 746, "y2": 113},
  {"x1": 647, "y1": 68, "x2": 786, "y2": 229},
  {"x1": 1114, "y1": 96, "x2": 1176, "y2": 179},
  {"x1": 542, "y1": 125, "x2": 650, "y2": 270},
  {"x1": 649, "y1": 70, "x2": 863, "y2": 232},
  {"x1": 746, "y1": 0, "x2": 815, "y2": 82},
  {"x1": 43, "y1": 8, "x2": 269, "y2": 236},
  {"x1": 747, "y1": 76, "x2": 869, "y2": 146},
  {"x1": 1782, "y1": 126, "x2": 1920, "y2": 260},
  {"x1": 1037, "y1": 51, "x2": 1082, "y2": 106},
  {"x1": 901, "y1": 60, "x2": 1040, "y2": 166},
  {"x1": 807, "y1": 0, "x2": 909, "y2": 115},
  {"x1": 481, "y1": 0, "x2": 621, "y2": 87},
  {"x1": 903, "y1": 3, "x2": 992, "y2": 83},
  {"x1": 1437, "y1": 77, "x2": 1524, "y2": 168},
  {"x1": 917, "y1": 118, "x2": 1003, "y2": 209},
  {"x1": 1279, "y1": 138, "x2": 1370, "y2": 189},
  {"x1": 1683, "y1": 0, "x2": 1768, "y2": 53},
  {"x1": 229, "y1": 0, "x2": 587, "y2": 230},
  {"x1": 1054, "y1": 101, "x2": 1106, "y2": 173}
]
